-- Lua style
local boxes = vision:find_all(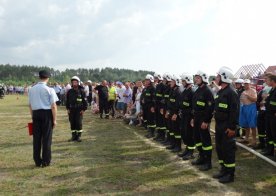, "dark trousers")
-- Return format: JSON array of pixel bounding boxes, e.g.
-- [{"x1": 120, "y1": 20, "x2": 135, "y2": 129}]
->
[
  {"x1": 32, "y1": 110, "x2": 53, "y2": 166},
  {"x1": 257, "y1": 111, "x2": 266, "y2": 145},
  {"x1": 170, "y1": 116, "x2": 181, "y2": 147},
  {"x1": 108, "y1": 100, "x2": 115, "y2": 117},
  {"x1": 145, "y1": 105, "x2": 155, "y2": 128},
  {"x1": 56, "y1": 93, "x2": 61, "y2": 106},
  {"x1": 267, "y1": 113, "x2": 276, "y2": 148},
  {"x1": 180, "y1": 112, "x2": 195, "y2": 149},
  {"x1": 99, "y1": 99, "x2": 109, "y2": 116},
  {"x1": 69, "y1": 108, "x2": 83, "y2": 130},
  {"x1": 194, "y1": 115, "x2": 212, "y2": 161},
  {"x1": 155, "y1": 105, "x2": 166, "y2": 134},
  {"x1": 215, "y1": 121, "x2": 236, "y2": 174},
  {"x1": 60, "y1": 94, "x2": 65, "y2": 106},
  {"x1": 87, "y1": 94, "x2": 92, "y2": 106}
]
